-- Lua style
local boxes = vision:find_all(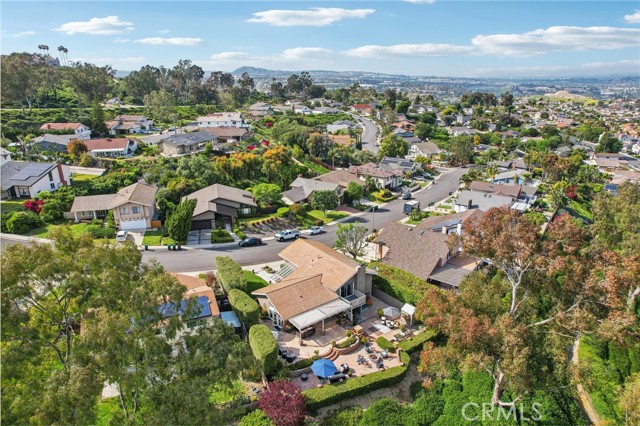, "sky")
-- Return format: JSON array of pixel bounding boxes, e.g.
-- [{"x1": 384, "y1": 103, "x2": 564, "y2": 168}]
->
[{"x1": 1, "y1": 1, "x2": 639, "y2": 78}]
